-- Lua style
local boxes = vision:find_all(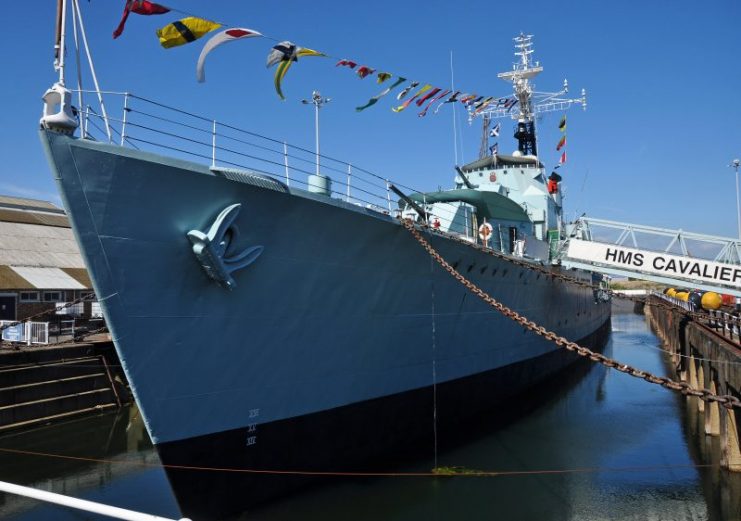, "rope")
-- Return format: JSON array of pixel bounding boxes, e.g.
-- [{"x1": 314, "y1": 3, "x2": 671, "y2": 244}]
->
[
  {"x1": 399, "y1": 218, "x2": 741, "y2": 410},
  {"x1": 0, "y1": 447, "x2": 717, "y2": 478}
]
